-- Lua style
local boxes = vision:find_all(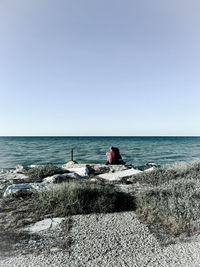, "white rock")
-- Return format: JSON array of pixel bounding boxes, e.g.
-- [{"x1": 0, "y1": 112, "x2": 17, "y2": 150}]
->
[
  {"x1": 50, "y1": 247, "x2": 62, "y2": 252},
  {"x1": 0, "y1": 184, "x2": 6, "y2": 190},
  {"x1": 113, "y1": 184, "x2": 134, "y2": 194},
  {"x1": 88, "y1": 178, "x2": 99, "y2": 183},
  {"x1": 14, "y1": 165, "x2": 24, "y2": 173},
  {"x1": 42, "y1": 174, "x2": 65, "y2": 183},
  {"x1": 3, "y1": 184, "x2": 33, "y2": 197},
  {"x1": 23, "y1": 218, "x2": 65, "y2": 233},
  {"x1": 98, "y1": 168, "x2": 142, "y2": 182},
  {"x1": 67, "y1": 167, "x2": 90, "y2": 178},
  {"x1": 89, "y1": 164, "x2": 128, "y2": 175},
  {"x1": 62, "y1": 163, "x2": 129, "y2": 176},
  {"x1": 144, "y1": 167, "x2": 155, "y2": 172},
  {"x1": 42, "y1": 173, "x2": 82, "y2": 183},
  {"x1": 62, "y1": 161, "x2": 79, "y2": 168},
  {"x1": 147, "y1": 162, "x2": 158, "y2": 167},
  {"x1": 62, "y1": 163, "x2": 88, "y2": 170},
  {"x1": 3, "y1": 183, "x2": 56, "y2": 197},
  {"x1": 29, "y1": 164, "x2": 38, "y2": 168},
  {"x1": 0, "y1": 171, "x2": 29, "y2": 182},
  {"x1": 28, "y1": 240, "x2": 37, "y2": 245},
  {"x1": 0, "y1": 168, "x2": 6, "y2": 173},
  {"x1": 62, "y1": 162, "x2": 90, "y2": 178}
]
